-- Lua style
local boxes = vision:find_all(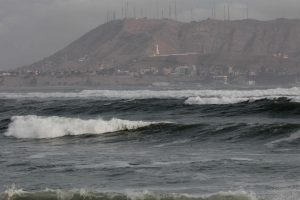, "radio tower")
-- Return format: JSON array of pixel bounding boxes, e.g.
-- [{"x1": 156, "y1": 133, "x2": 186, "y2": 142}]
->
[
  {"x1": 169, "y1": 1, "x2": 172, "y2": 19},
  {"x1": 228, "y1": 3, "x2": 231, "y2": 21},
  {"x1": 246, "y1": 2, "x2": 249, "y2": 19},
  {"x1": 211, "y1": 1, "x2": 216, "y2": 19},
  {"x1": 298, "y1": 0, "x2": 300, "y2": 19},
  {"x1": 174, "y1": 0, "x2": 177, "y2": 20}
]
